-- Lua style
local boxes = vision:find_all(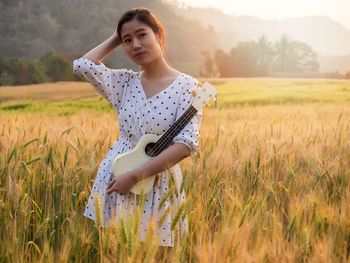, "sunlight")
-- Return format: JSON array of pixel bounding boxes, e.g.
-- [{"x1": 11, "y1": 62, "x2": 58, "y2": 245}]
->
[{"x1": 173, "y1": 0, "x2": 350, "y2": 29}]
